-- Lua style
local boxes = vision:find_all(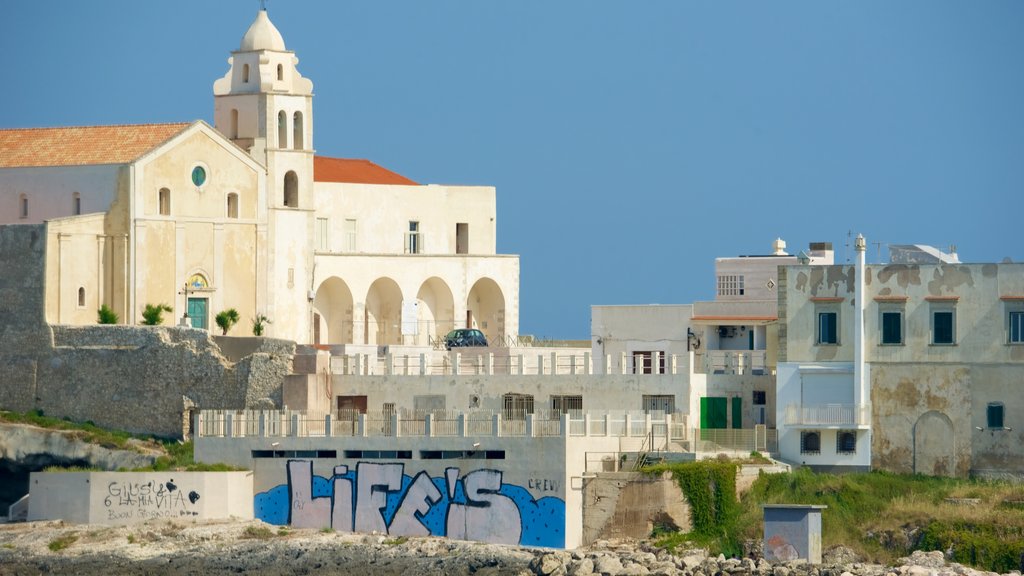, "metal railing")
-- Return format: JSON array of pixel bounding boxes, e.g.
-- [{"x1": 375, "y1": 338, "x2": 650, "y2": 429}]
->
[
  {"x1": 783, "y1": 404, "x2": 870, "y2": 426},
  {"x1": 700, "y1": 350, "x2": 771, "y2": 376},
  {"x1": 328, "y1": 350, "x2": 696, "y2": 377}
]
